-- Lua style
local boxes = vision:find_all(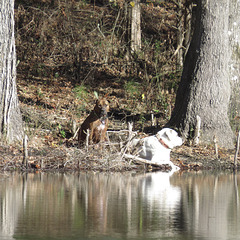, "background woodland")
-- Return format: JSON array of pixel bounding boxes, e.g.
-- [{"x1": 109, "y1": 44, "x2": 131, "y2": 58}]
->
[{"x1": 15, "y1": 0, "x2": 190, "y2": 137}]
